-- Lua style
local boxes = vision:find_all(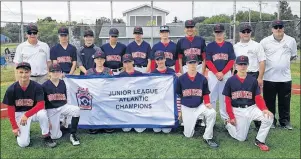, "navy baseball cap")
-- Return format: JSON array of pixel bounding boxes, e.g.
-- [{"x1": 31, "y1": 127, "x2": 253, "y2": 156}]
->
[
  {"x1": 26, "y1": 23, "x2": 38, "y2": 32},
  {"x1": 93, "y1": 51, "x2": 105, "y2": 59},
  {"x1": 239, "y1": 24, "x2": 252, "y2": 32},
  {"x1": 185, "y1": 20, "x2": 195, "y2": 27},
  {"x1": 84, "y1": 30, "x2": 94, "y2": 37},
  {"x1": 133, "y1": 26, "x2": 143, "y2": 34},
  {"x1": 186, "y1": 54, "x2": 199, "y2": 63},
  {"x1": 109, "y1": 28, "x2": 119, "y2": 37},
  {"x1": 122, "y1": 54, "x2": 133, "y2": 62},
  {"x1": 160, "y1": 25, "x2": 170, "y2": 32},
  {"x1": 16, "y1": 62, "x2": 31, "y2": 70},
  {"x1": 49, "y1": 64, "x2": 62, "y2": 72},
  {"x1": 58, "y1": 27, "x2": 69, "y2": 35},
  {"x1": 214, "y1": 24, "x2": 225, "y2": 32},
  {"x1": 154, "y1": 51, "x2": 165, "y2": 60},
  {"x1": 236, "y1": 55, "x2": 249, "y2": 65},
  {"x1": 272, "y1": 20, "x2": 284, "y2": 27}
]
